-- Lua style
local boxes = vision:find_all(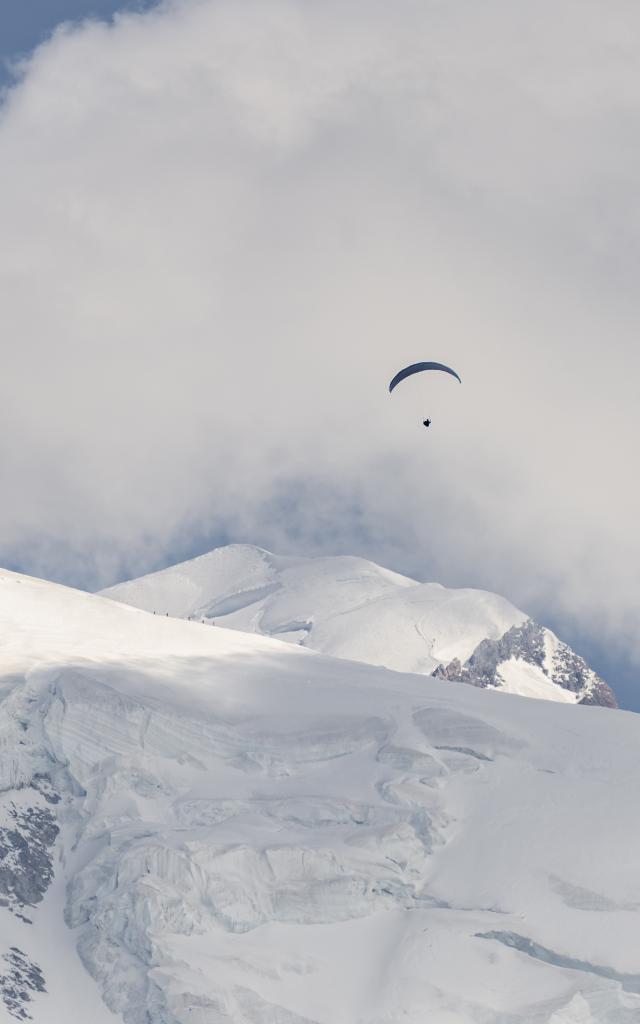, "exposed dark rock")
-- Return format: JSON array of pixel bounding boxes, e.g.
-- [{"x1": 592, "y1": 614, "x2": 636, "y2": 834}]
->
[
  {"x1": 30, "y1": 774, "x2": 61, "y2": 805},
  {"x1": 433, "y1": 620, "x2": 546, "y2": 690},
  {"x1": 0, "y1": 947, "x2": 46, "y2": 1020},
  {"x1": 0, "y1": 804, "x2": 59, "y2": 912},
  {"x1": 578, "y1": 680, "x2": 618, "y2": 708},
  {"x1": 432, "y1": 619, "x2": 617, "y2": 708},
  {"x1": 548, "y1": 633, "x2": 617, "y2": 705}
]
